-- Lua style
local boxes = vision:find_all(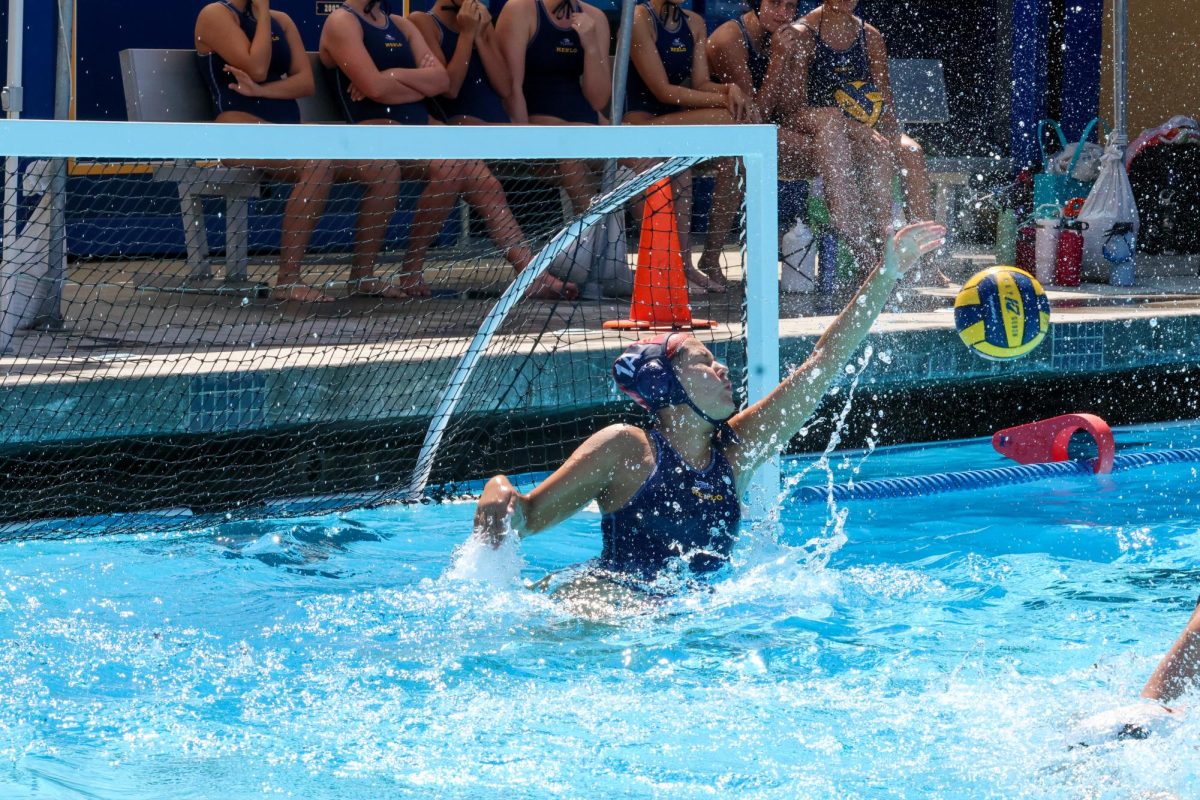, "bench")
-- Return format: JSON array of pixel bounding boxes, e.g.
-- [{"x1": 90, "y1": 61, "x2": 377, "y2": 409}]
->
[
  {"x1": 890, "y1": 57, "x2": 1007, "y2": 227},
  {"x1": 119, "y1": 48, "x2": 343, "y2": 281}
]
